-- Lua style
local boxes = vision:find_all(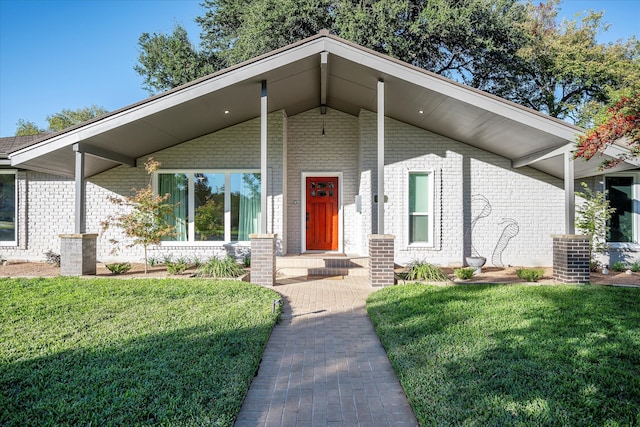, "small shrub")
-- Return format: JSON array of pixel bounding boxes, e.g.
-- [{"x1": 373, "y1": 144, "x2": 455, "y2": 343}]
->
[
  {"x1": 516, "y1": 268, "x2": 545, "y2": 282},
  {"x1": 243, "y1": 254, "x2": 251, "y2": 268},
  {"x1": 630, "y1": 261, "x2": 640, "y2": 273},
  {"x1": 195, "y1": 256, "x2": 245, "y2": 278},
  {"x1": 147, "y1": 256, "x2": 159, "y2": 267},
  {"x1": 105, "y1": 262, "x2": 132, "y2": 275},
  {"x1": 44, "y1": 250, "x2": 61, "y2": 267},
  {"x1": 454, "y1": 267, "x2": 475, "y2": 280},
  {"x1": 161, "y1": 254, "x2": 173, "y2": 265},
  {"x1": 166, "y1": 259, "x2": 189, "y2": 275},
  {"x1": 191, "y1": 256, "x2": 204, "y2": 268},
  {"x1": 612, "y1": 261, "x2": 626, "y2": 272},
  {"x1": 403, "y1": 260, "x2": 448, "y2": 282},
  {"x1": 589, "y1": 260, "x2": 600, "y2": 272}
]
